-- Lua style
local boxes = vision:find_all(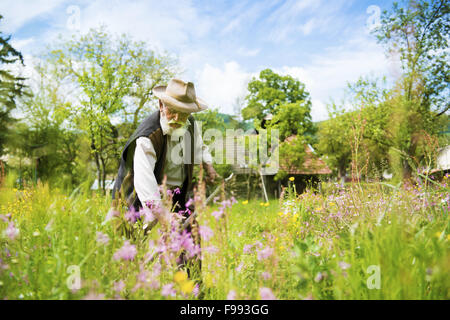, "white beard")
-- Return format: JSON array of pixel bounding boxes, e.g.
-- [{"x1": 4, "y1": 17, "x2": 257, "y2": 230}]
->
[{"x1": 160, "y1": 112, "x2": 188, "y2": 136}]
